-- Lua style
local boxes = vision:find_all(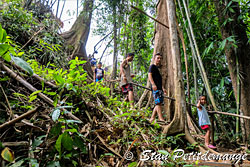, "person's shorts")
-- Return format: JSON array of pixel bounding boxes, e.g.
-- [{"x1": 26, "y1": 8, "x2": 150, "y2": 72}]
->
[
  {"x1": 201, "y1": 125, "x2": 210, "y2": 130},
  {"x1": 153, "y1": 90, "x2": 164, "y2": 105},
  {"x1": 96, "y1": 78, "x2": 103, "y2": 82},
  {"x1": 122, "y1": 83, "x2": 133, "y2": 94}
]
